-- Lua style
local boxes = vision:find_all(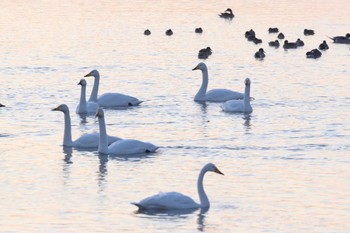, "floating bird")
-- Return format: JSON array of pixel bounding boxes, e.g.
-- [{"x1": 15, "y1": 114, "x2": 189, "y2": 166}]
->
[
  {"x1": 268, "y1": 40, "x2": 280, "y2": 48},
  {"x1": 254, "y1": 48, "x2": 265, "y2": 59},
  {"x1": 219, "y1": 8, "x2": 234, "y2": 19},
  {"x1": 144, "y1": 29, "x2": 151, "y2": 35},
  {"x1": 195, "y1": 27, "x2": 203, "y2": 33},
  {"x1": 76, "y1": 79, "x2": 99, "y2": 114},
  {"x1": 268, "y1": 27, "x2": 279, "y2": 33},
  {"x1": 296, "y1": 38, "x2": 304, "y2": 47},
  {"x1": 132, "y1": 163, "x2": 224, "y2": 211},
  {"x1": 198, "y1": 47, "x2": 212, "y2": 59},
  {"x1": 253, "y1": 37, "x2": 262, "y2": 44},
  {"x1": 328, "y1": 33, "x2": 350, "y2": 44},
  {"x1": 52, "y1": 104, "x2": 120, "y2": 148},
  {"x1": 283, "y1": 40, "x2": 298, "y2": 49},
  {"x1": 245, "y1": 29, "x2": 255, "y2": 39},
  {"x1": 304, "y1": 29, "x2": 315, "y2": 35},
  {"x1": 85, "y1": 70, "x2": 142, "y2": 107},
  {"x1": 165, "y1": 29, "x2": 173, "y2": 36},
  {"x1": 192, "y1": 63, "x2": 243, "y2": 102},
  {"x1": 277, "y1": 33, "x2": 285, "y2": 39},
  {"x1": 318, "y1": 40, "x2": 329, "y2": 50},
  {"x1": 306, "y1": 49, "x2": 322, "y2": 59},
  {"x1": 221, "y1": 78, "x2": 253, "y2": 114},
  {"x1": 96, "y1": 108, "x2": 158, "y2": 155}
]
